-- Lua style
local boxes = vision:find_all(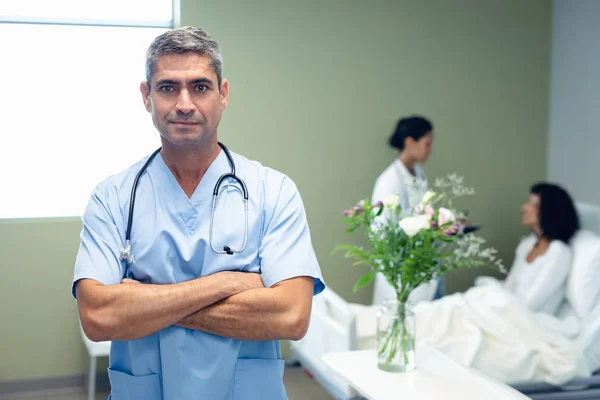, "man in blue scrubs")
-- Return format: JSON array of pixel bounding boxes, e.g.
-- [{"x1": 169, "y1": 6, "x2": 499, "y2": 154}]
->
[{"x1": 72, "y1": 26, "x2": 325, "y2": 399}]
